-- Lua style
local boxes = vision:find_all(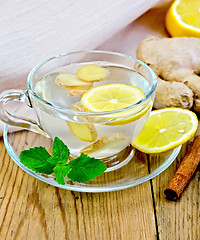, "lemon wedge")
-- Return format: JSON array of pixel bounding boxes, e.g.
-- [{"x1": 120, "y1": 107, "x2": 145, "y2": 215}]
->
[
  {"x1": 166, "y1": 0, "x2": 200, "y2": 37},
  {"x1": 77, "y1": 64, "x2": 109, "y2": 82},
  {"x1": 131, "y1": 108, "x2": 198, "y2": 153}
]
